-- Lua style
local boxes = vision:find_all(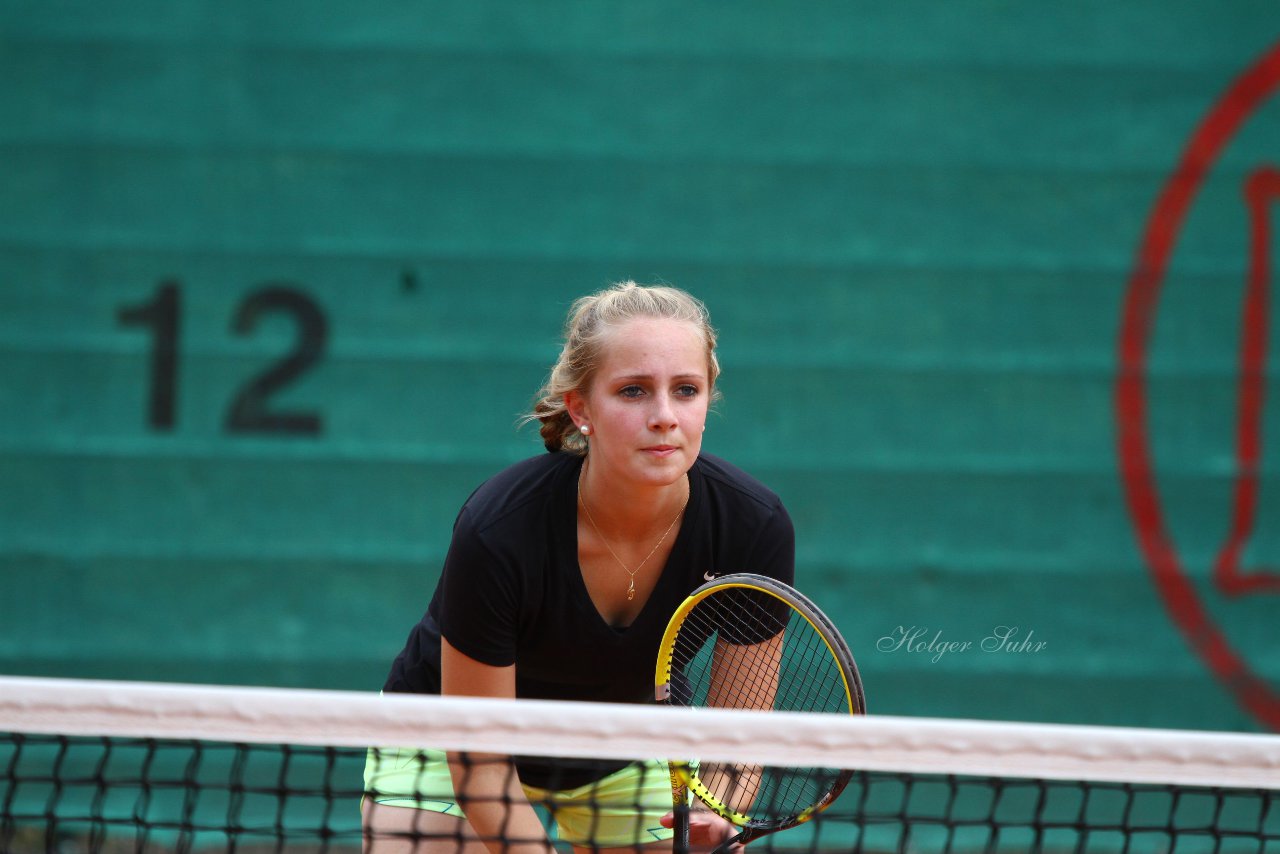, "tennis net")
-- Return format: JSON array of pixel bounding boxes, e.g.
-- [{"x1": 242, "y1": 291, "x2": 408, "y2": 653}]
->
[{"x1": 2, "y1": 676, "x2": 1278, "y2": 853}]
